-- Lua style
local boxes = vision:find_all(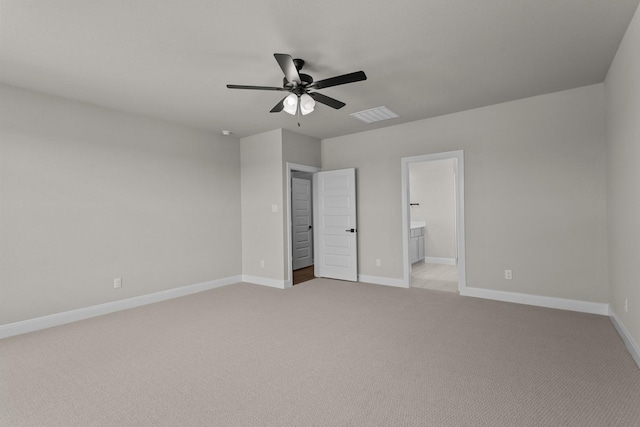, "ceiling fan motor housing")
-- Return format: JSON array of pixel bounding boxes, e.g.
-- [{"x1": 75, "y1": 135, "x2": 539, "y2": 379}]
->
[
  {"x1": 284, "y1": 73, "x2": 314, "y2": 93},
  {"x1": 293, "y1": 58, "x2": 305, "y2": 70}
]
